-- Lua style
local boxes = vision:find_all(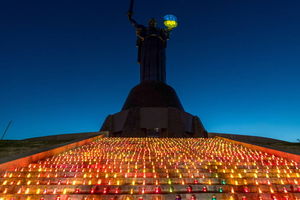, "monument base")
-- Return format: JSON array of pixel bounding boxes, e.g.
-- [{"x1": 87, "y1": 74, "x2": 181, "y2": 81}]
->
[
  {"x1": 101, "y1": 81, "x2": 207, "y2": 137},
  {"x1": 100, "y1": 107, "x2": 207, "y2": 137}
]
